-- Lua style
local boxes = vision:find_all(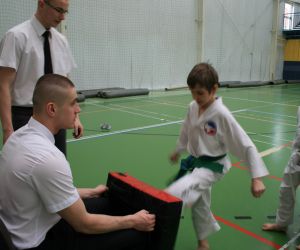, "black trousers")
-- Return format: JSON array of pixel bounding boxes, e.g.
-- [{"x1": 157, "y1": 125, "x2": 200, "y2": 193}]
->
[
  {"x1": 25, "y1": 197, "x2": 149, "y2": 250},
  {"x1": 11, "y1": 106, "x2": 66, "y2": 156}
]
